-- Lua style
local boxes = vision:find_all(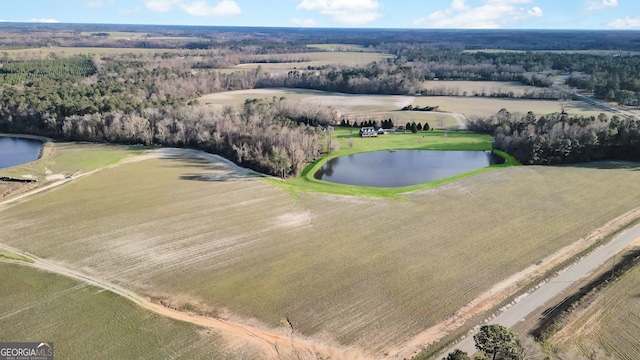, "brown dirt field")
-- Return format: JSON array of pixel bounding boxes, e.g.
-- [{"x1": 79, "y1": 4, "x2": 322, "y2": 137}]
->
[
  {"x1": 411, "y1": 96, "x2": 613, "y2": 117},
  {"x1": 544, "y1": 239, "x2": 640, "y2": 359},
  {"x1": 421, "y1": 80, "x2": 541, "y2": 97},
  {"x1": 3, "y1": 149, "x2": 640, "y2": 358}
]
